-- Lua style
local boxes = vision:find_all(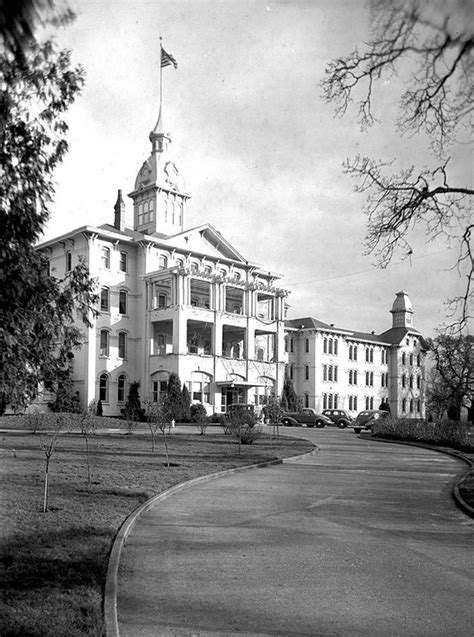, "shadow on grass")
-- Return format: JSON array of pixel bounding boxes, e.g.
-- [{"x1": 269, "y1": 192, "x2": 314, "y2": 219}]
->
[{"x1": 1, "y1": 527, "x2": 111, "y2": 636}]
